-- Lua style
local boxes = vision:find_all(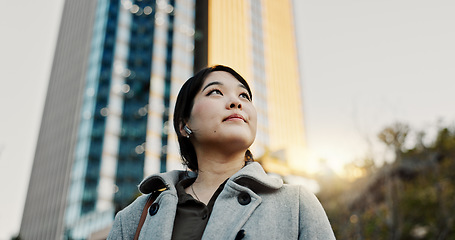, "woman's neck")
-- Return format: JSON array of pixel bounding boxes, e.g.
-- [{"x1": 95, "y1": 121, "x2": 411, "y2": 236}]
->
[{"x1": 187, "y1": 150, "x2": 246, "y2": 204}]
